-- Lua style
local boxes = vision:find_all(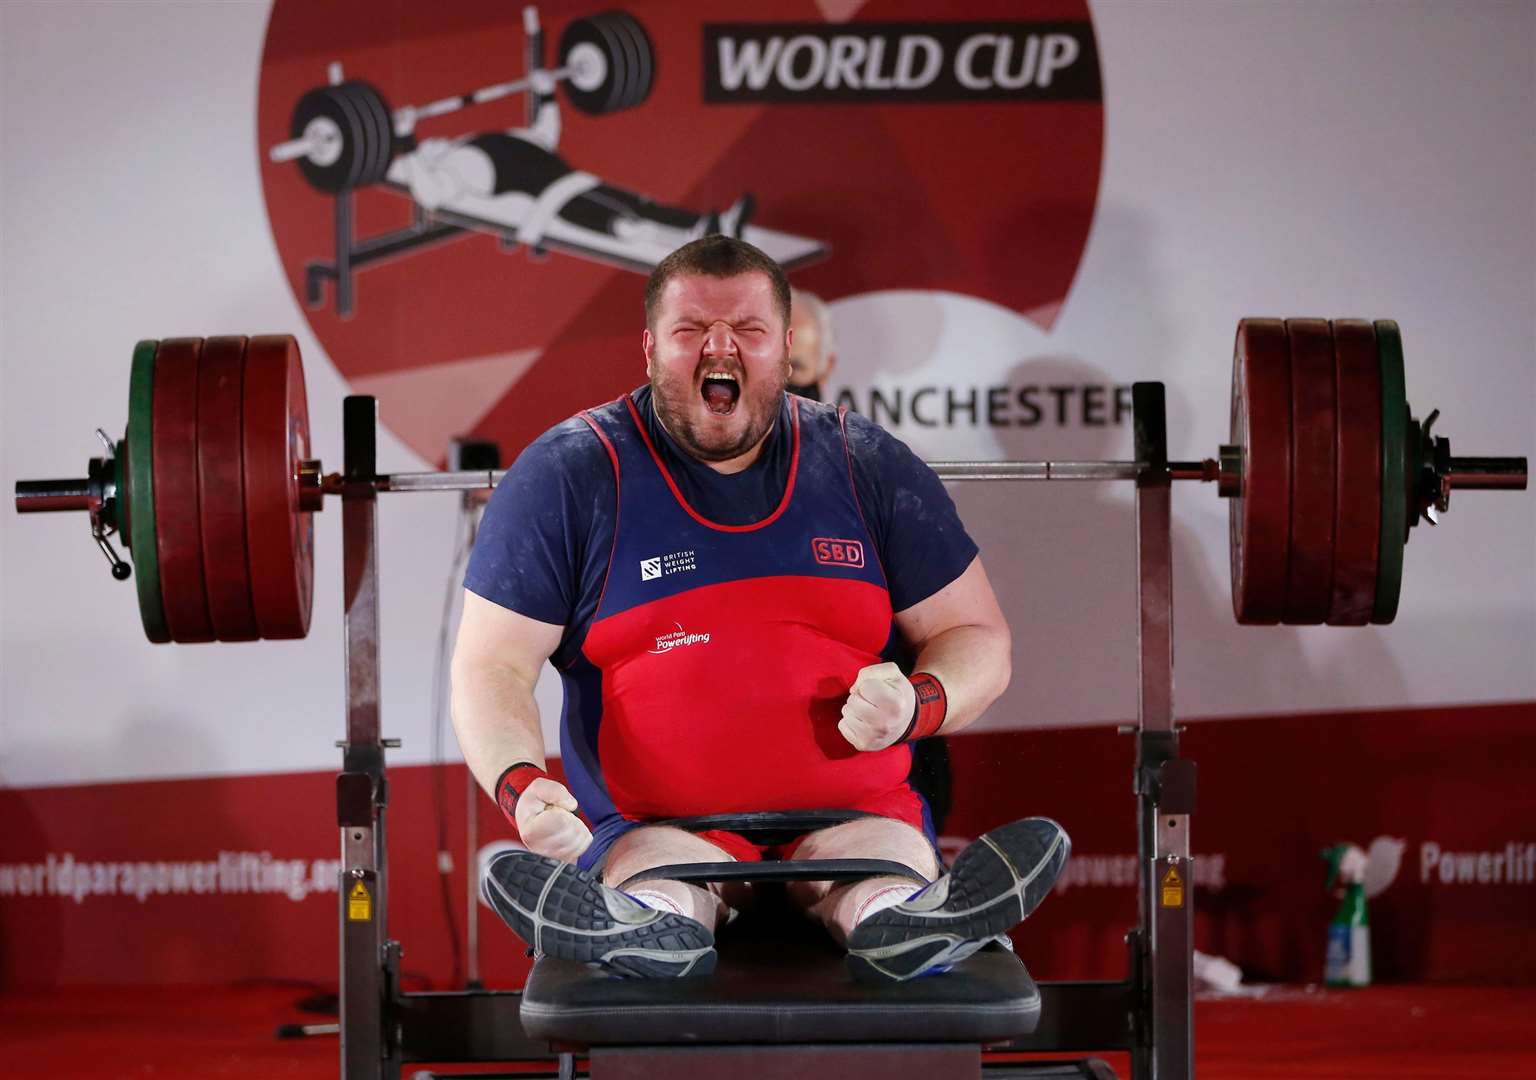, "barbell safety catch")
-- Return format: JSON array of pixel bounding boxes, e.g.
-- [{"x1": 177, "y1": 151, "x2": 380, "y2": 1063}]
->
[
  {"x1": 94, "y1": 524, "x2": 132, "y2": 582},
  {"x1": 1410, "y1": 407, "x2": 1526, "y2": 529}
]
